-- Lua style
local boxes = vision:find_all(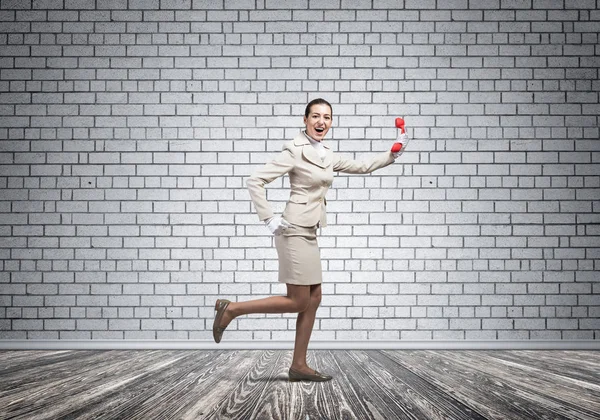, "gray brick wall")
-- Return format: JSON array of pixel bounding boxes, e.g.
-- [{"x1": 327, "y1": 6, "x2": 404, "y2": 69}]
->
[{"x1": 0, "y1": 0, "x2": 599, "y2": 342}]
